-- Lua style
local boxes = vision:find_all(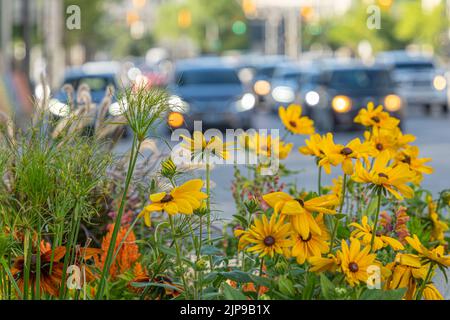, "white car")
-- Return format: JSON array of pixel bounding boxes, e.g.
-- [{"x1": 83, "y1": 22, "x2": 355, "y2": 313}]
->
[{"x1": 376, "y1": 51, "x2": 448, "y2": 114}]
